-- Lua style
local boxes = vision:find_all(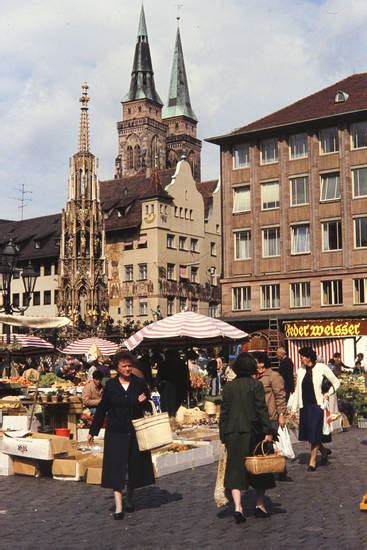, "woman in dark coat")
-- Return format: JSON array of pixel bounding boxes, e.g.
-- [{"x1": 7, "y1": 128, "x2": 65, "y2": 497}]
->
[
  {"x1": 219, "y1": 353, "x2": 274, "y2": 523},
  {"x1": 89, "y1": 351, "x2": 155, "y2": 520}
]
